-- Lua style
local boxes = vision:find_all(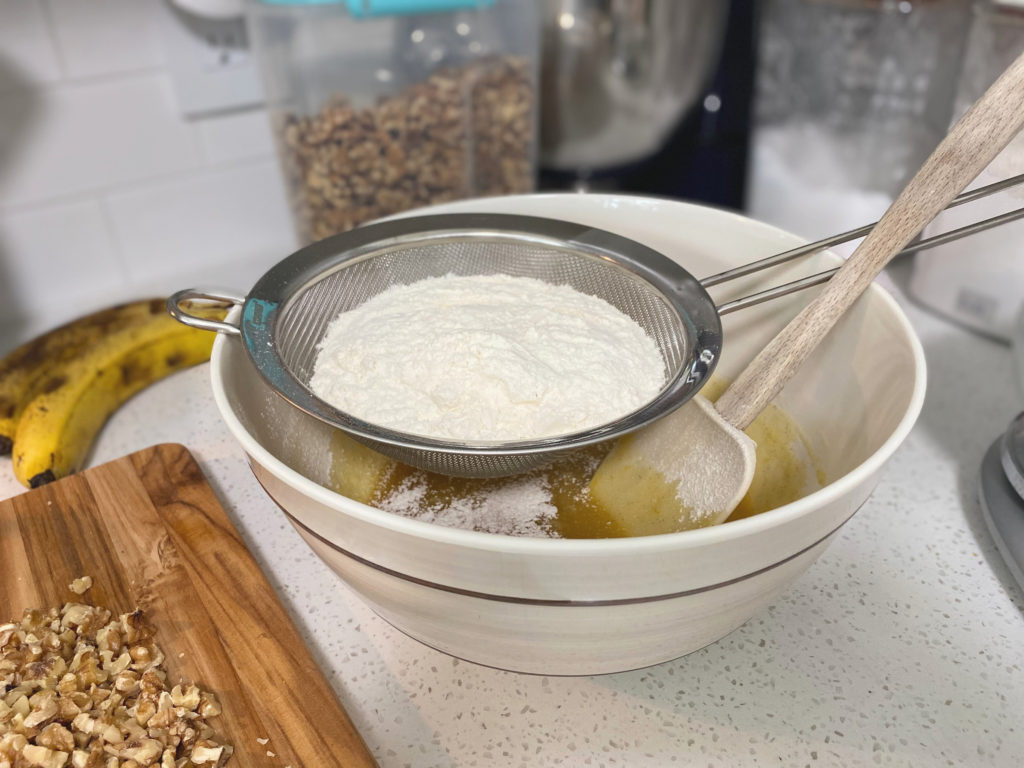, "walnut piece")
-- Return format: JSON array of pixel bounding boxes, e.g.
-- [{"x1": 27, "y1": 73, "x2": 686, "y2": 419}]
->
[
  {"x1": 0, "y1": 592, "x2": 233, "y2": 767},
  {"x1": 68, "y1": 578, "x2": 92, "y2": 596}
]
